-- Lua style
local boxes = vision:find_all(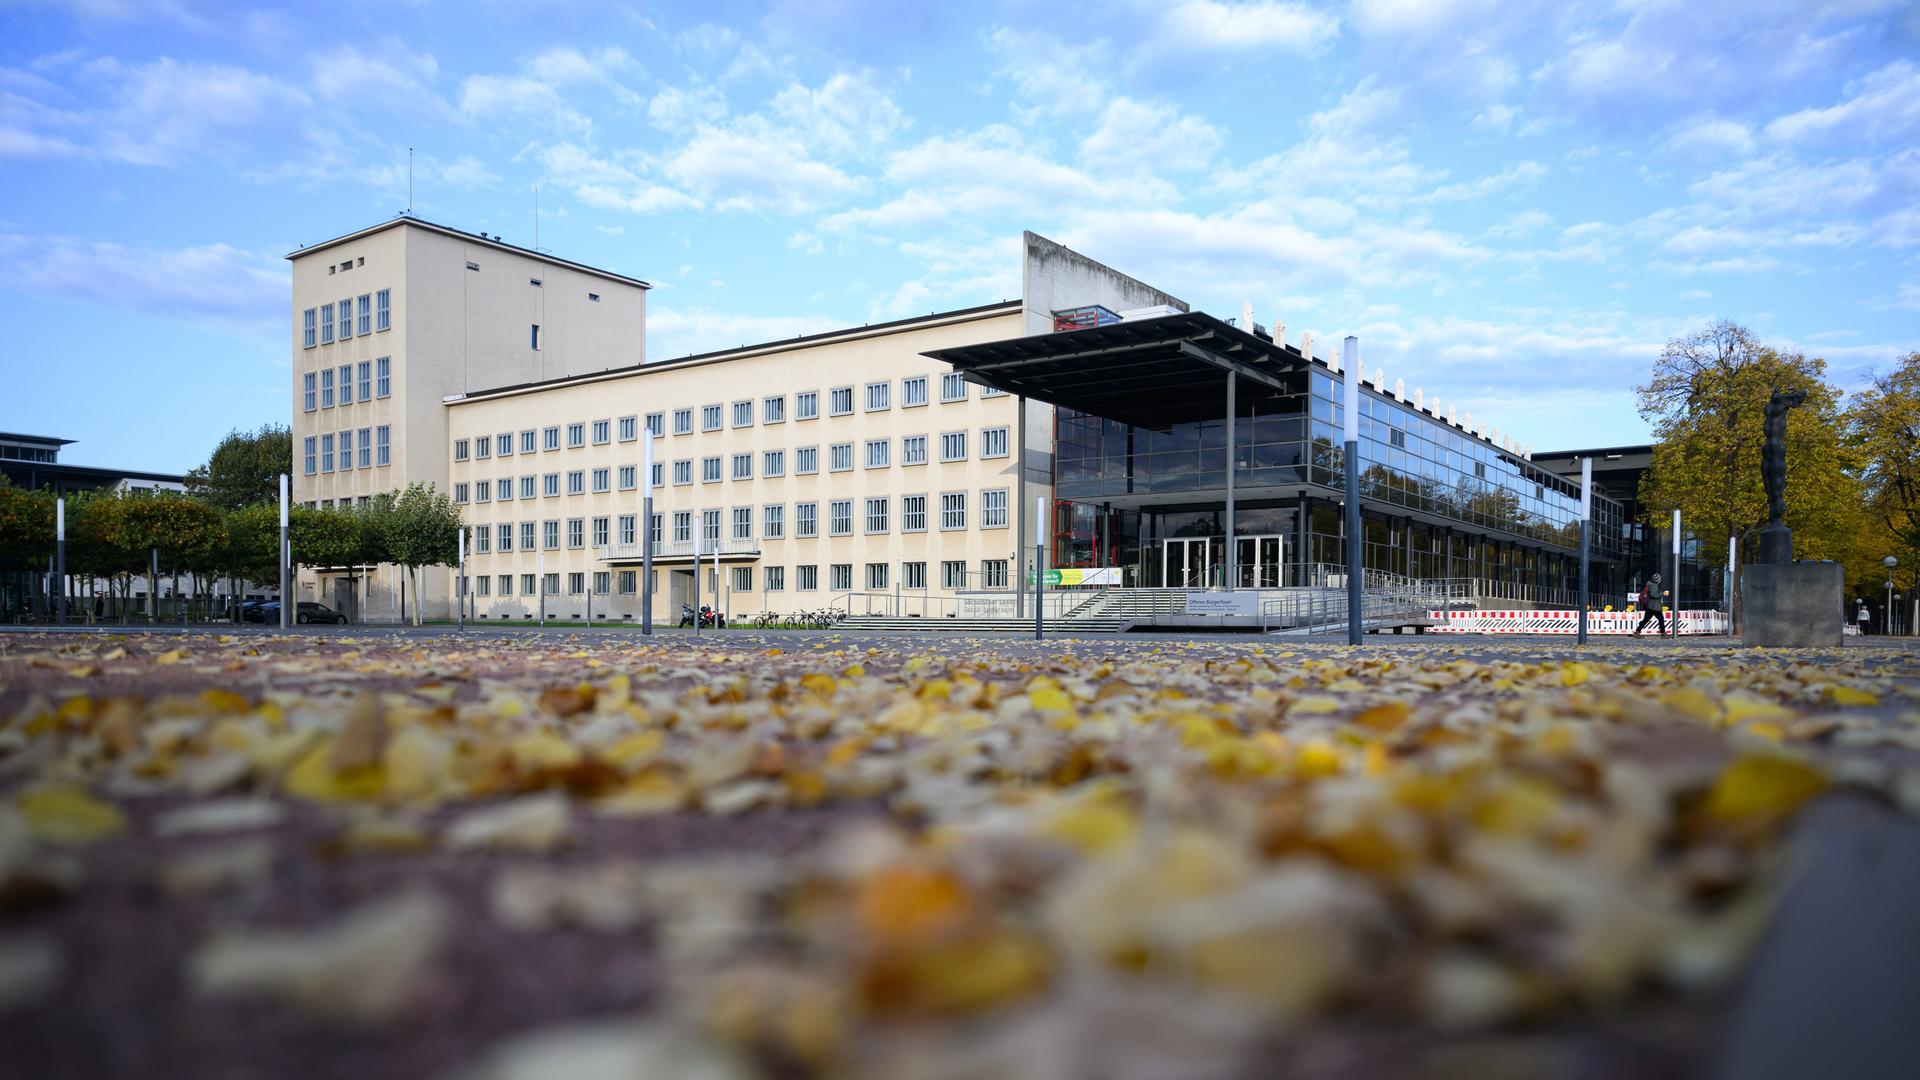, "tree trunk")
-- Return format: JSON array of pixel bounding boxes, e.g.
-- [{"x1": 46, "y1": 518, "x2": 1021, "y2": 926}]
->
[{"x1": 410, "y1": 565, "x2": 424, "y2": 626}]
